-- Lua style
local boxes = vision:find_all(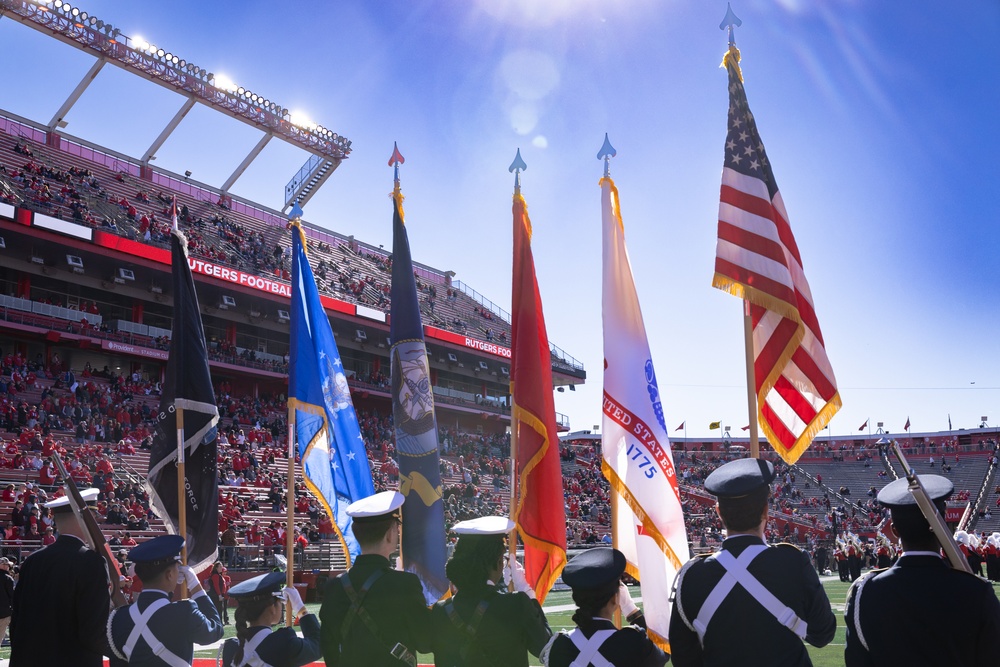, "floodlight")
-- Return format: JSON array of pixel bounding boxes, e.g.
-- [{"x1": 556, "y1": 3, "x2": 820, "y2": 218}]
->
[
  {"x1": 71, "y1": 7, "x2": 79, "y2": 16},
  {"x1": 237, "y1": 87, "x2": 246, "y2": 96},
  {"x1": 156, "y1": 49, "x2": 165, "y2": 58},
  {"x1": 214, "y1": 74, "x2": 237, "y2": 92},
  {"x1": 118, "y1": 268, "x2": 135, "y2": 281},
  {"x1": 179, "y1": 59, "x2": 186, "y2": 68},
  {"x1": 54, "y1": 0, "x2": 63, "y2": 8},
  {"x1": 277, "y1": 309, "x2": 290, "y2": 323},
  {"x1": 220, "y1": 295, "x2": 236, "y2": 309},
  {"x1": 79, "y1": 11, "x2": 87, "y2": 20}
]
